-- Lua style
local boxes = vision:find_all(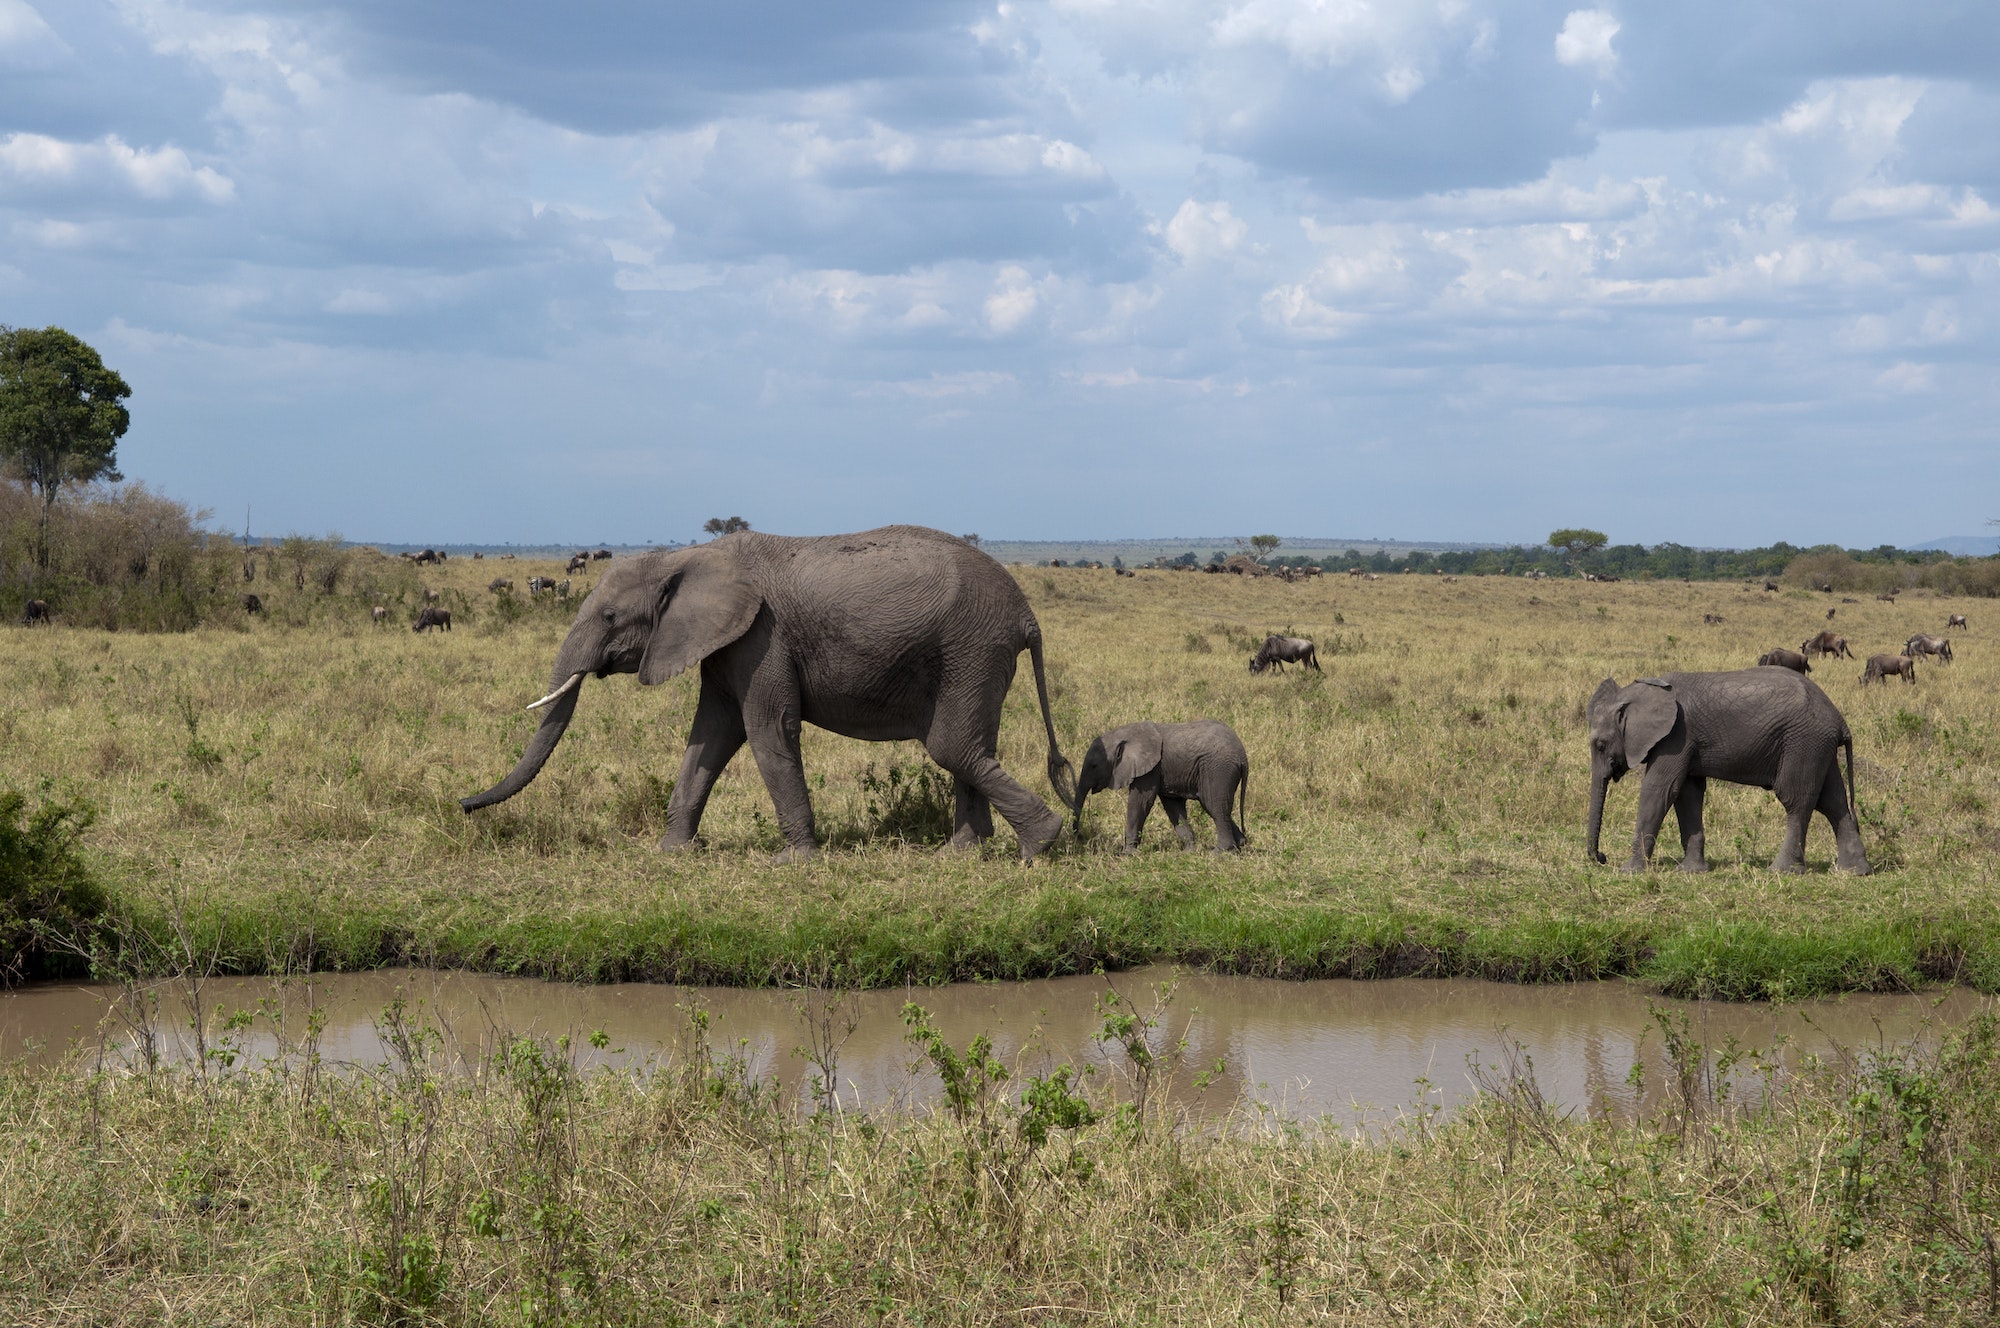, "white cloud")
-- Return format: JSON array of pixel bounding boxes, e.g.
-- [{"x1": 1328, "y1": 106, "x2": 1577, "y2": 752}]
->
[
  {"x1": 1164, "y1": 199, "x2": 1248, "y2": 261},
  {"x1": 0, "y1": 0, "x2": 63, "y2": 62},
  {"x1": 1875, "y1": 361, "x2": 1935, "y2": 393},
  {"x1": 0, "y1": 132, "x2": 234, "y2": 203},
  {"x1": 984, "y1": 265, "x2": 1041, "y2": 332},
  {"x1": 1554, "y1": 10, "x2": 1619, "y2": 79}
]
